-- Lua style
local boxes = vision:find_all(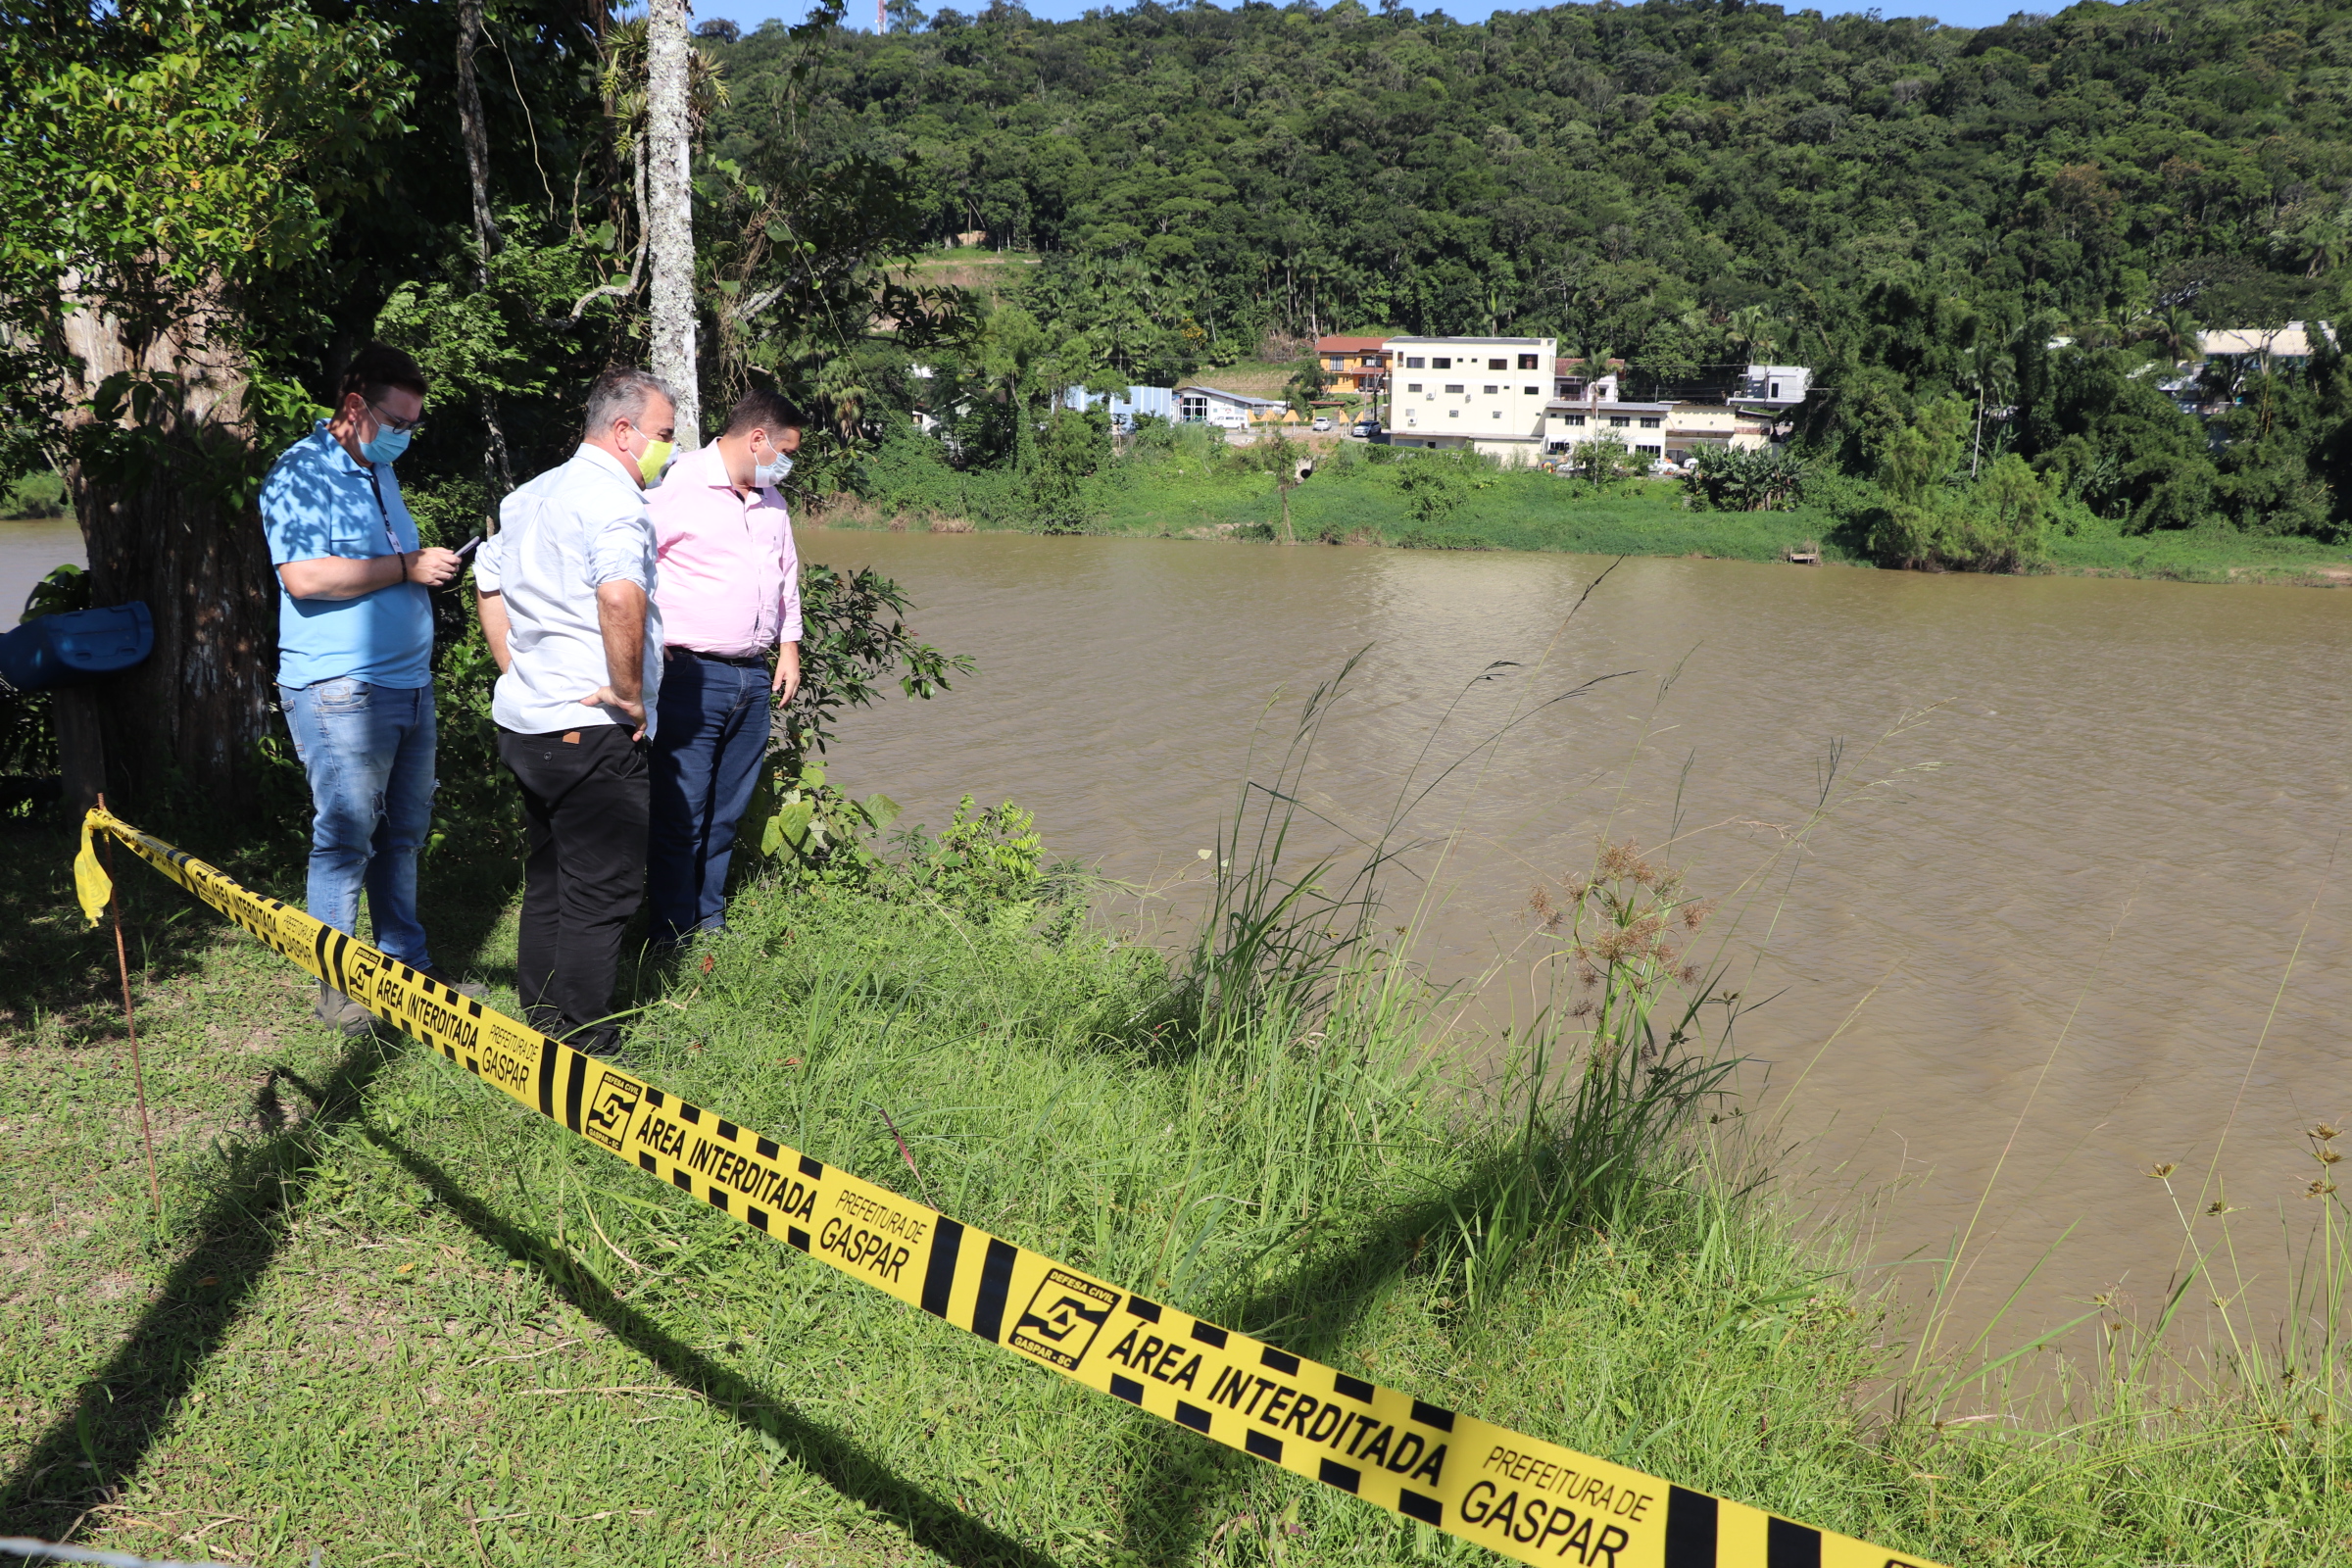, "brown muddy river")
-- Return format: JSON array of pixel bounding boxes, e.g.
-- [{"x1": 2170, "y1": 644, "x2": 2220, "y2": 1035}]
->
[
  {"x1": 806, "y1": 530, "x2": 2349, "y2": 1356},
  {"x1": 0, "y1": 517, "x2": 83, "y2": 628}
]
